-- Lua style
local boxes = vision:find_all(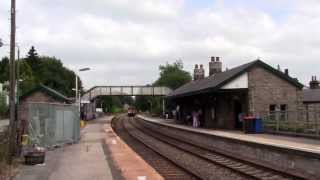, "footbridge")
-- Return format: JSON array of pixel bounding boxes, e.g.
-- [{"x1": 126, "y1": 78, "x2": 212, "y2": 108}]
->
[
  {"x1": 81, "y1": 86, "x2": 172, "y2": 102},
  {"x1": 81, "y1": 86, "x2": 172, "y2": 120}
]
